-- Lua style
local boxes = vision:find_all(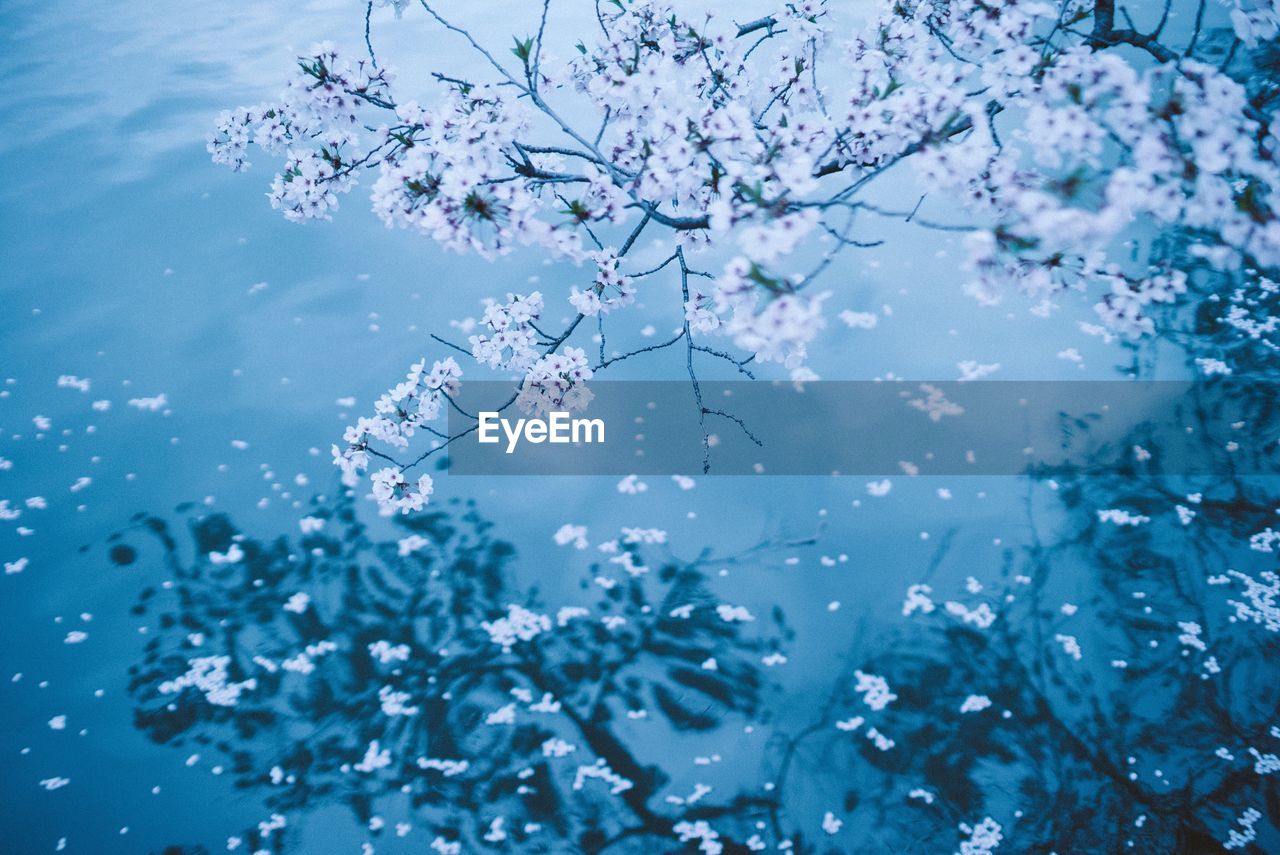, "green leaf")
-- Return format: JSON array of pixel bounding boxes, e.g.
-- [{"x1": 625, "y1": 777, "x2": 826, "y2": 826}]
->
[{"x1": 510, "y1": 35, "x2": 534, "y2": 63}]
